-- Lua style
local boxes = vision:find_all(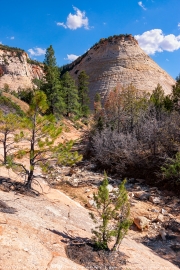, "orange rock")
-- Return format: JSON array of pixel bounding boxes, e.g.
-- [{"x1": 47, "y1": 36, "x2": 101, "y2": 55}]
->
[{"x1": 0, "y1": 226, "x2": 3, "y2": 235}]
